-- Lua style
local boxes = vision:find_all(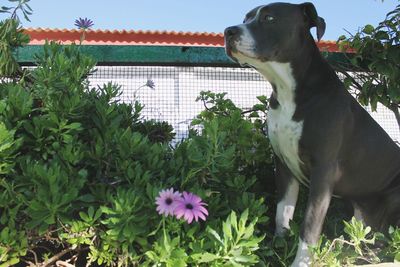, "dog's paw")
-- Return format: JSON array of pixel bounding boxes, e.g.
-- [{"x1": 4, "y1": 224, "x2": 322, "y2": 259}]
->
[
  {"x1": 291, "y1": 254, "x2": 311, "y2": 267},
  {"x1": 290, "y1": 239, "x2": 311, "y2": 267},
  {"x1": 290, "y1": 259, "x2": 311, "y2": 267}
]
